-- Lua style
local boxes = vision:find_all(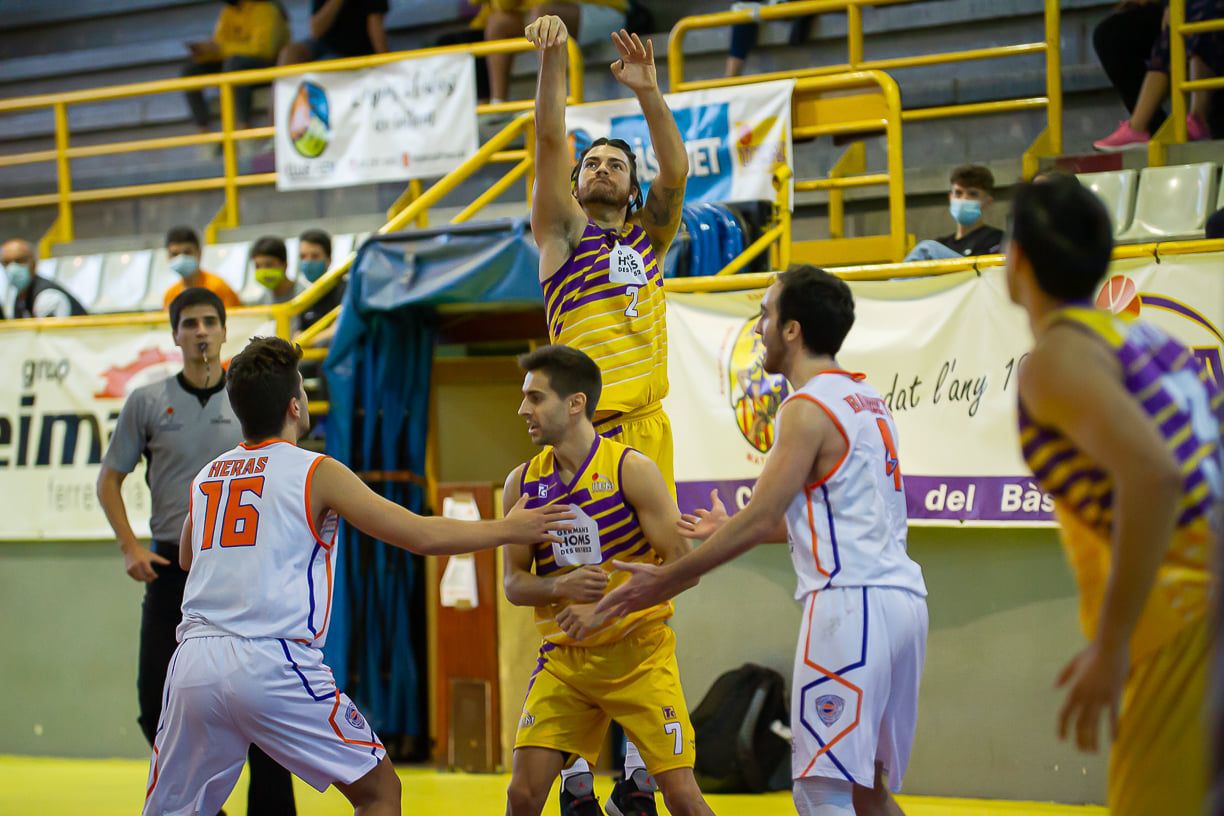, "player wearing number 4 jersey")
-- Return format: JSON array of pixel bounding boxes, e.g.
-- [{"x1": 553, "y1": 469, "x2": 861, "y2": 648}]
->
[
  {"x1": 501, "y1": 345, "x2": 713, "y2": 816},
  {"x1": 600, "y1": 266, "x2": 929, "y2": 816},
  {"x1": 143, "y1": 337, "x2": 571, "y2": 816}
]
